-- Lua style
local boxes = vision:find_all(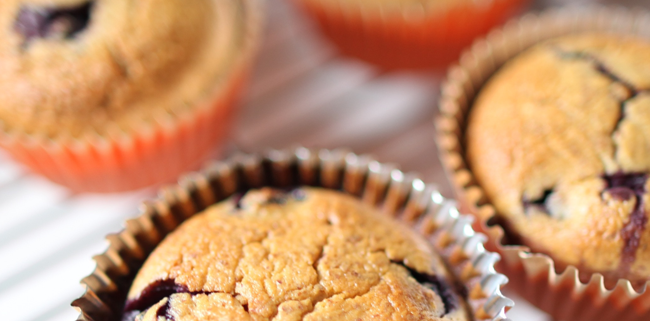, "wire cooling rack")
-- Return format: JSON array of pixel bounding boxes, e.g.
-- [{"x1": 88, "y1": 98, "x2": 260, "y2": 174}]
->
[{"x1": 4, "y1": 0, "x2": 649, "y2": 320}]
